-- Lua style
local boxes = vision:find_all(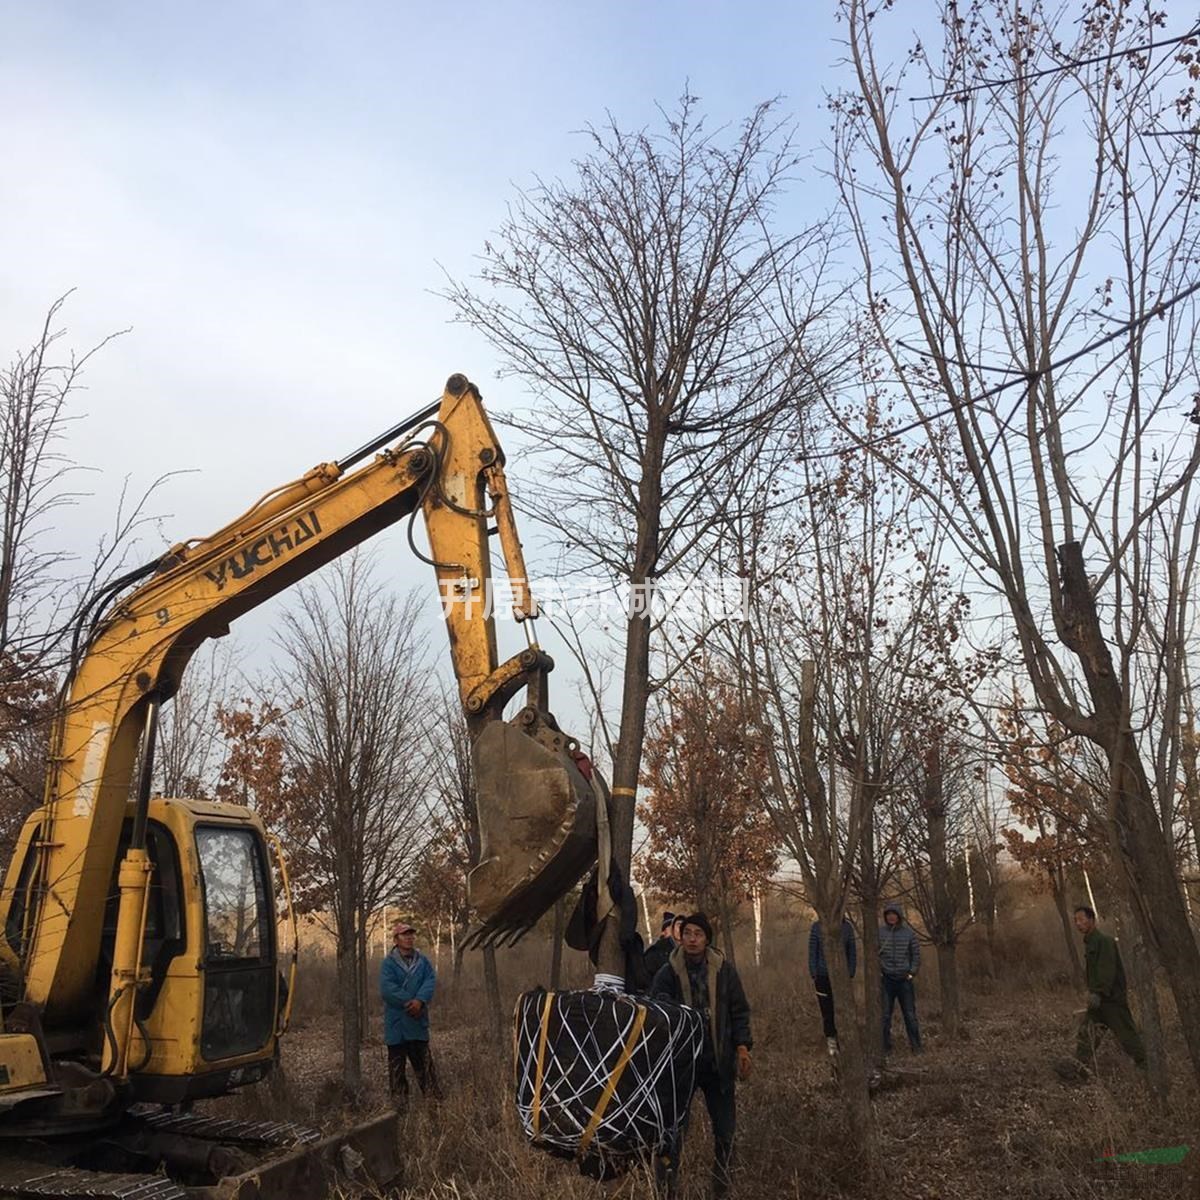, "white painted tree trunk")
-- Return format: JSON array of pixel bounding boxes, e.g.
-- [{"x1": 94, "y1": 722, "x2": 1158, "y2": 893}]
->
[{"x1": 753, "y1": 889, "x2": 763, "y2": 968}]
